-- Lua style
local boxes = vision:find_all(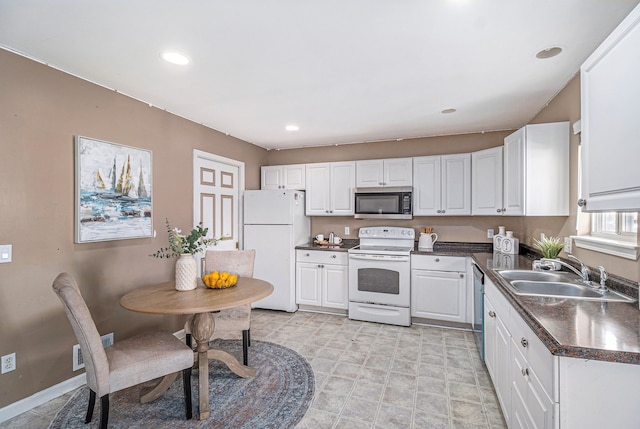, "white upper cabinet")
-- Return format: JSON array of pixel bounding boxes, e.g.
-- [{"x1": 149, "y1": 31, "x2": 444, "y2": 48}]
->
[
  {"x1": 356, "y1": 157, "x2": 413, "y2": 187},
  {"x1": 503, "y1": 122, "x2": 570, "y2": 216},
  {"x1": 305, "y1": 161, "x2": 356, "y2": 216},
  {"x1": 413, "y1": 154, "x2": 471, "y2": 216},
  {"x1": 472, "y1": 146, "x2": 504, "y2": 215},
  {"x1": 580, "y1": 4, "x2": 640, "y2": 212},
  {"x1": 261, "y1": 164, "x2": 306, "y2": 190}
]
